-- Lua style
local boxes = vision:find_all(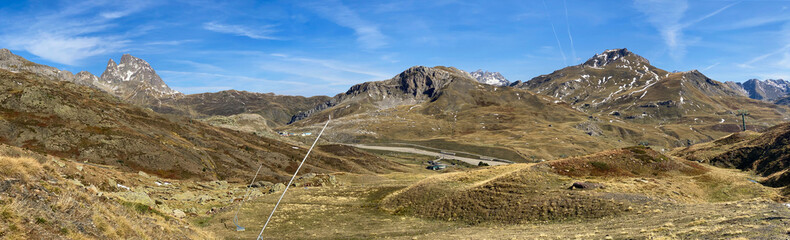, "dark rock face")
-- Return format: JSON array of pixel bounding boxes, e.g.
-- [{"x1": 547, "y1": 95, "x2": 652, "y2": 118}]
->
[{"x1": 289, "y1": 66, "x2": 471, "y2": 123}]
